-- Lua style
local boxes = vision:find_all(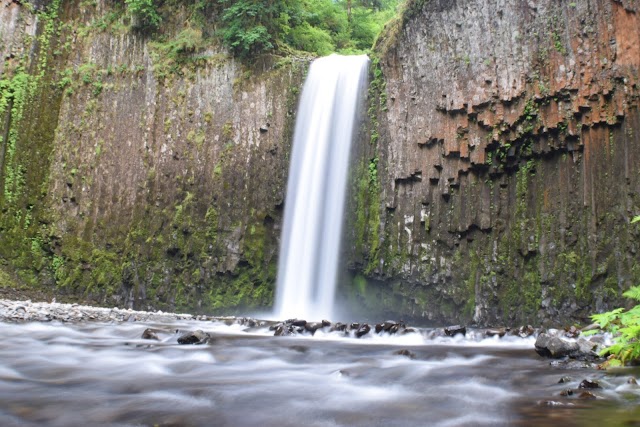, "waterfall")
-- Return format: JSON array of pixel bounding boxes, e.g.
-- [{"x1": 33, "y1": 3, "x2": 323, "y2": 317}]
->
[{"x1": 274, "y1": 54, "x2": 369, "y2": 321}]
